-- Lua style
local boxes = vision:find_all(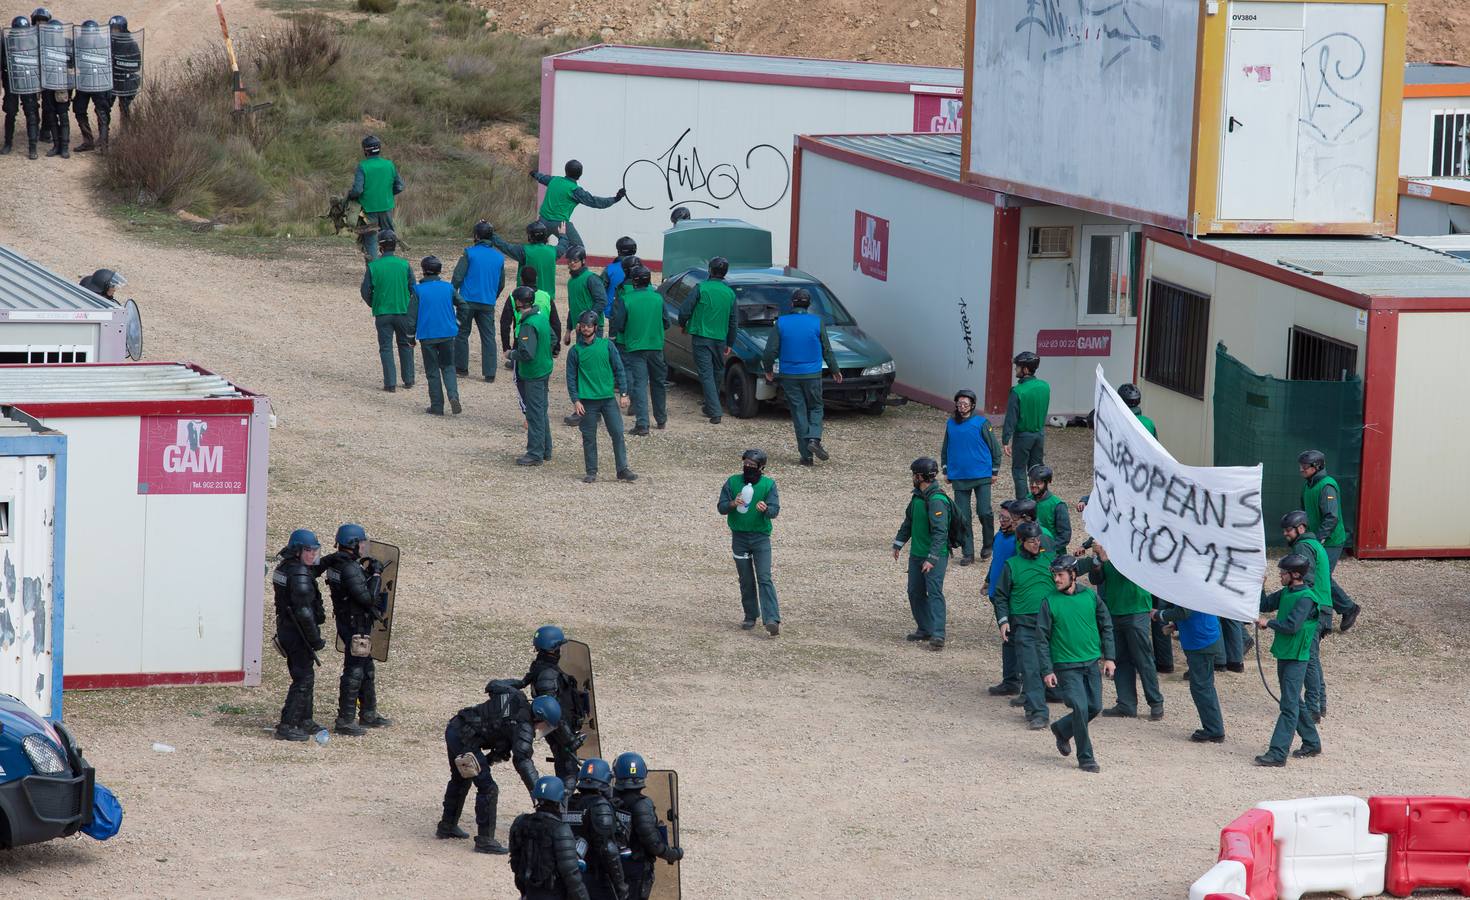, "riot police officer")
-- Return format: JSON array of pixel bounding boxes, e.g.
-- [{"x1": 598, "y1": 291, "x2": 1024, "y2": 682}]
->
[
  {"x1": 272, "y1": 529, "x2": 326, "y2": 742},
  {"x1": 320, "y1": 523, "x2": 392, "y2": 736},
  {"x1": 107, "y1": 15, "x2": 139, "y2": 126},
  {"x1": 70, "y1": 19, "x2": 110, "y2": 152},
  {"x1": 520, "y1": 625, "x2": 589, "y2": 790},
  {"x1": 35, "y1": 10, "x2": 72, "y2": 159},
  {"x1": 1, "y1": 15, "x2": 42, "y2": 159},
  {"x1": 613, "y1": 752, "x2": 683, "y2": 900},
  {"x1": 566, "y1": 758, "x2": 629, "y2": 900},
  {"x1": 509, "y1": 775, "x2": 591, "y2": 900},
  {"x1": 438, "y1": 684, "x2": 560, "y2": 854}
]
